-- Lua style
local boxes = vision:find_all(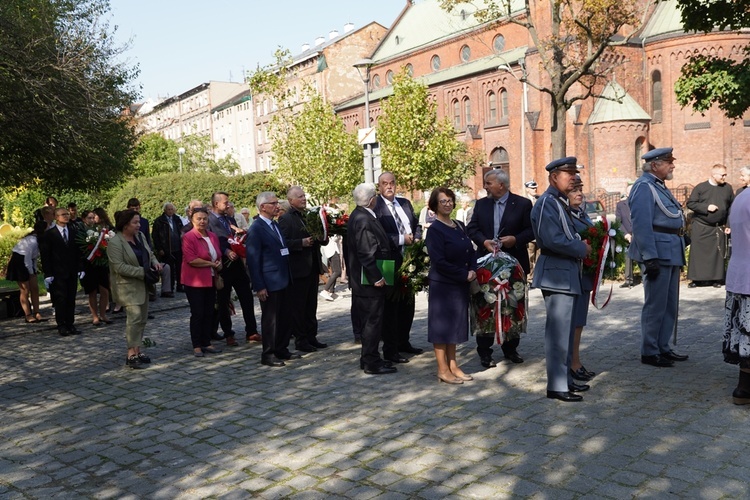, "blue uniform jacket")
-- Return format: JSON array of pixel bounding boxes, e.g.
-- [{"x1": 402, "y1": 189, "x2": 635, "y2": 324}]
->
[
  {"x1": 530, "y1": 187, "x2": 588, "y2": 294},
  {"x1": 627, "y1": 173, "x2": 686, "y2": 266}
]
